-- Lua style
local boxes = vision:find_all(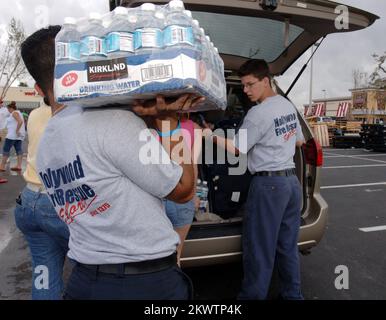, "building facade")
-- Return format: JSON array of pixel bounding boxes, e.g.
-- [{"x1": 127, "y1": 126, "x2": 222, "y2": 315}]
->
[
  {"x1": 1, "y1": 86, "x2": 43, "y2": 113},
  {"x1": 350, "y1": 87, "x2": 386, "y2": 123},
  {"x1": 303, "y1": 96, "x2": 352, "y2": 119}
]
